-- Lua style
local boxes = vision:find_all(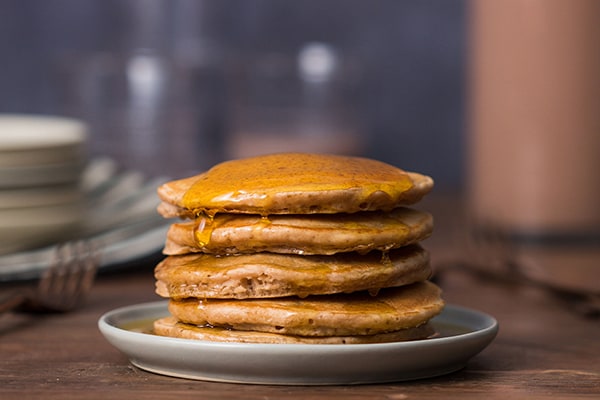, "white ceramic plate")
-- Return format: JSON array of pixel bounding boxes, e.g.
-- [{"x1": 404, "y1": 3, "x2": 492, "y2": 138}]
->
[
  {"x1": 0, "y1": 162, "x2": 84, "y2": 187},
  {"x1": 0, "y1": 184, "x2": 81, "y2": 209},
  {"x1": 0, "y1": 220, "x2": 169, "y2": 282},
  {"x1": 0, "y1": 158, "x2": 170, "y2": 280},
  {"x1": 0, "y1": 114, "x2": 86, "y2": 167},
  {"x1": 98, "y1": 302, "x2": 498, "y2": 385}
]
